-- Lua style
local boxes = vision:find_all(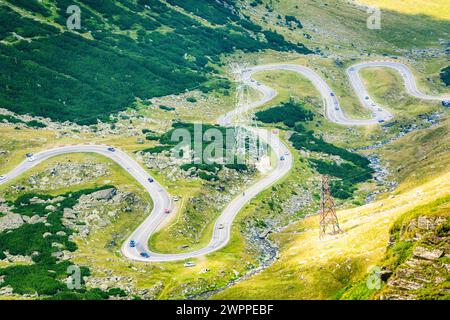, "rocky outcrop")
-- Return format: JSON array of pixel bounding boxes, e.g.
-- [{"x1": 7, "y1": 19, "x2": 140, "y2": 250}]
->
[
  {"x1": 62, "y1": 188, "x2": 145, "y2": 239},
  {"x1": 0, "y1": 213, "x2": 24, "y2": 232},
  {"x1": 90, "y1": 188, "x2": 117, "y2": 201},
  {"x1": 413, "y1": 246, "x2": 444, "y2": 260},
  {"x1": 23, "y1": 162, "x2": 110, "y2": 191},
  {"x1": 380, "y1": 215, "x2": 450, "y2": 300}
]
